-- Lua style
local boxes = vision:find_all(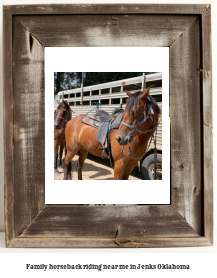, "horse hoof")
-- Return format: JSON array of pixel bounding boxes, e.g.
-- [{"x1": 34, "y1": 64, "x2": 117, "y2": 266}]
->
[
  {"x1": 58, "y1": 166, "x2": 64, "y2": 173},
  {"x1": 54, "y1": 169, "x2": 60, "y2": 176}
]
